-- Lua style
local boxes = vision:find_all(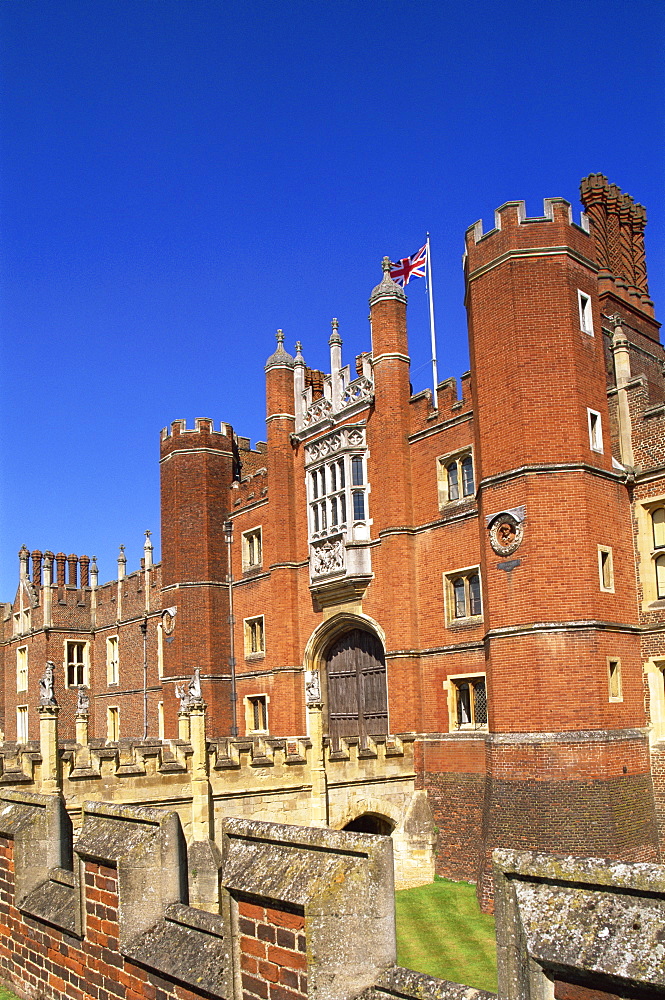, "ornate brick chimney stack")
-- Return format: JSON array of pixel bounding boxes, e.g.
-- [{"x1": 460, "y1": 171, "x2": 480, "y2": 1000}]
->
[
  {"x1": 580, "y1": 174, "x2": 652, "y2": 310},
  {"x1": 579, "y1": 174, "x2": 662, "y2": 403}
]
